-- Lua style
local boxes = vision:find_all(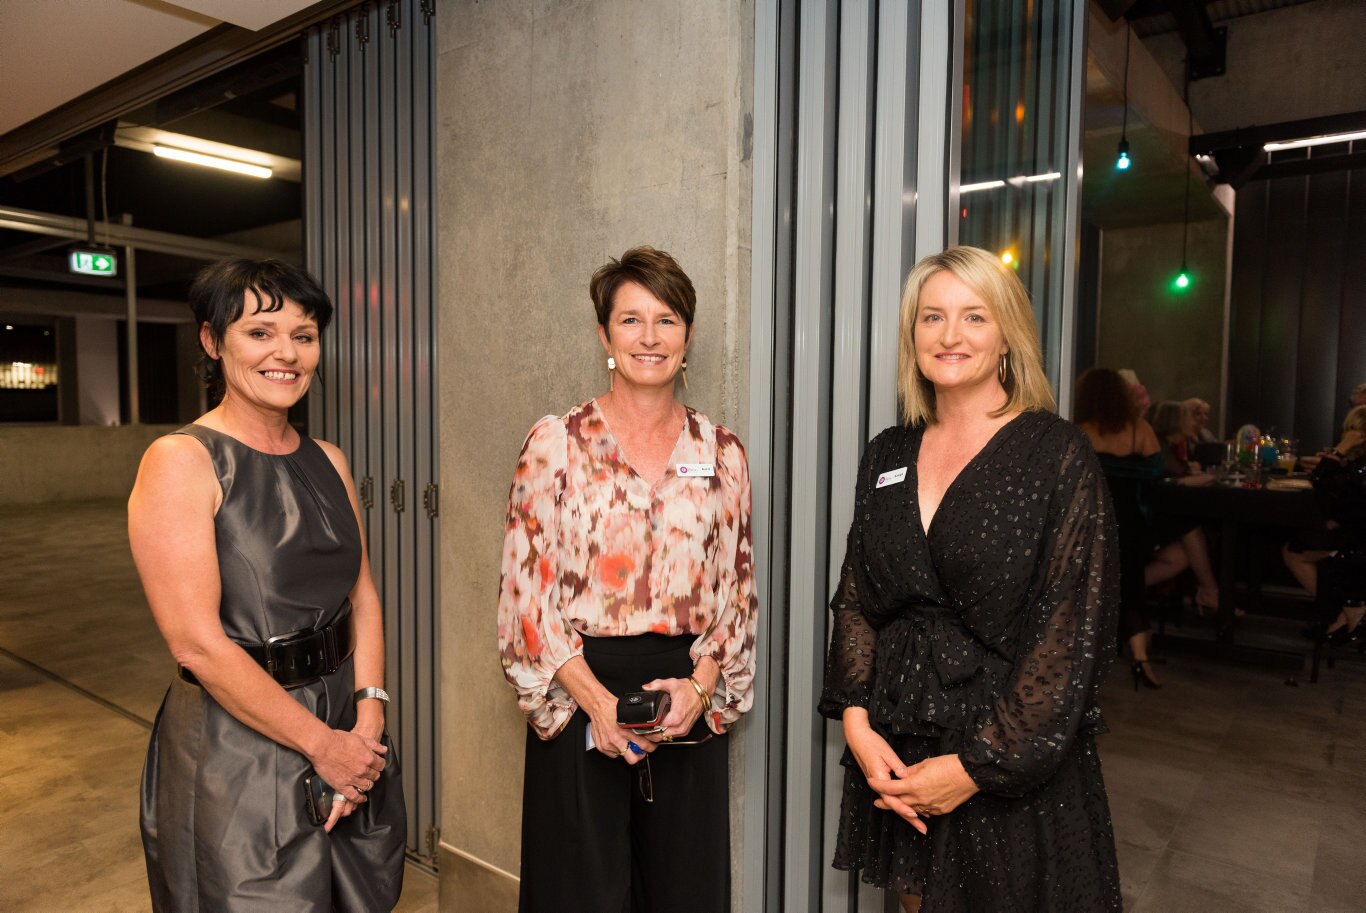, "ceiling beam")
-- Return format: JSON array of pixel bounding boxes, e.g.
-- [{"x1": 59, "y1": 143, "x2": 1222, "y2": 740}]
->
[{"x1": 0, "y1": 205, "x2": 292, "y2": 263}]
